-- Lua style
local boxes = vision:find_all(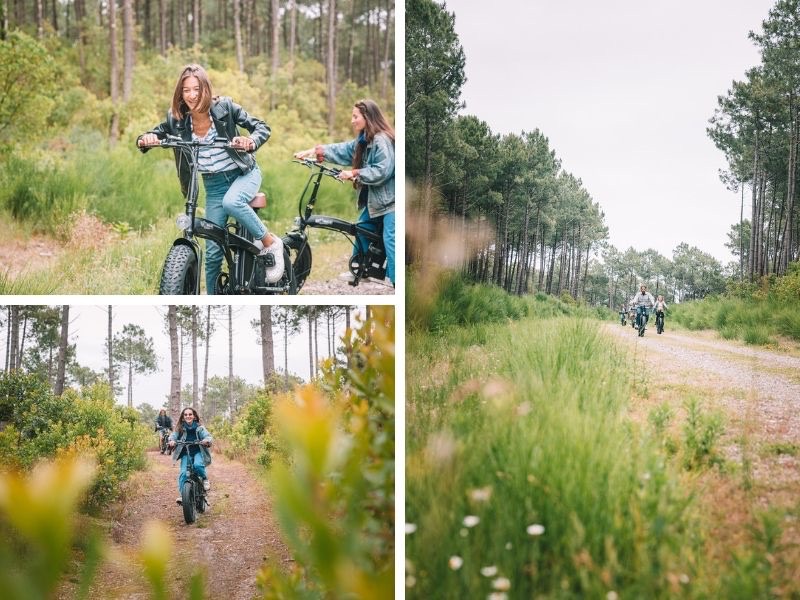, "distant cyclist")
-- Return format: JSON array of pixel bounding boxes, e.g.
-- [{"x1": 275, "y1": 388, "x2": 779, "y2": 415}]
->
[
  {"x1": 631, "y1": 284, "x2": 655, "y2": 336},
  {"x1": 653, "y1": 295, "x2": 668, "y2": 334},
  {"x1": 154, "y1": 409, "x2": 173, "y2": 454}
]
